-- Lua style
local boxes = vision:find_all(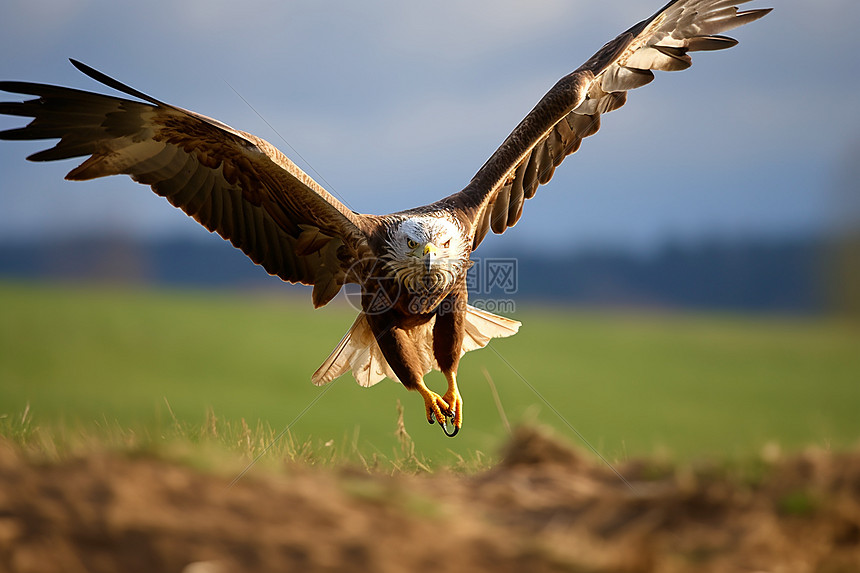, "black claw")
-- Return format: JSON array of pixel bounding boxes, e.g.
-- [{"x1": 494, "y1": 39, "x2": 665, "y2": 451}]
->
[
  {"x1": 442, "y1": 422, "x2": 460, "y2": 438},
  {"x1": 439, "y1": 411, "x2": 460, "y2": 437},
  {"x1": 428, "y1": 417, "x2": 435, "y2": 424}
]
